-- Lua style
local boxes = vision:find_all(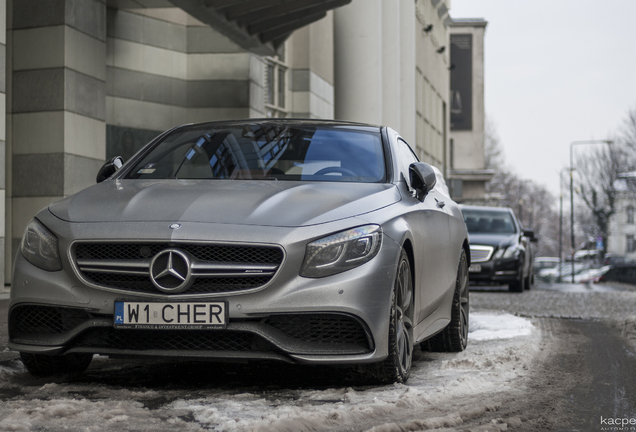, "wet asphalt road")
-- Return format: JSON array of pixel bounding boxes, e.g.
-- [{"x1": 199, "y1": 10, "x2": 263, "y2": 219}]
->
[
  {"x1": 469, "y1": 281, "x2": 636, "y2": 431},
  {"x1": 2, "y1": 282, "x2": 636, "y2": 431}
]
